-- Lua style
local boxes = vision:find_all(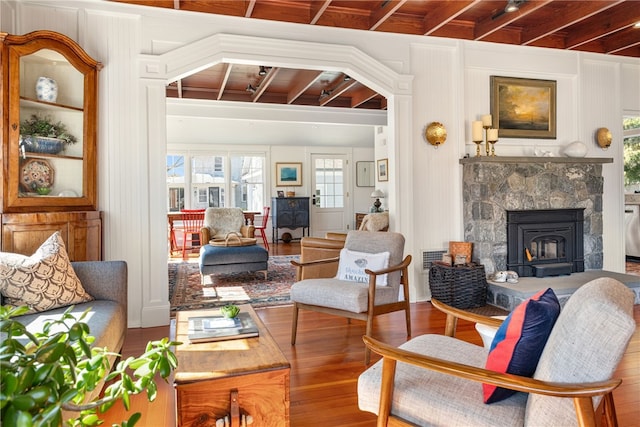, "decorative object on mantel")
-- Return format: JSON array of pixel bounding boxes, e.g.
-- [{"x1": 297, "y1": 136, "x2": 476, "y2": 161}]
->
[
  {"x1": 425, "y1": 121, "x2": 447, "y2": 147},
  {"x1": 35, "y1": 76, "x2": 58, "y2": 102},
  {"x1": 471, "y1": 115, "x2": 499, "y2": 156},
  {"x1": 596, "y1": 127, "x2": 612, "y2": 150},
  {"x1": 370, "y1": 189, "x2": 385, "y2": 212},
  {"x1": 563, "y1": 141, "x2": 587, "y2": 158}
]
